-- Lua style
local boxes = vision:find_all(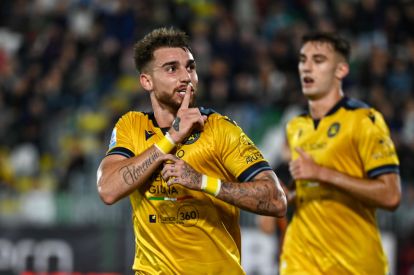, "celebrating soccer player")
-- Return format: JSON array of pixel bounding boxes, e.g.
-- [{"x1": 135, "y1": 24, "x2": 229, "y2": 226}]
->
[{"x1": 96, "y1": 27, "x2": 287, "y2": 274}]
